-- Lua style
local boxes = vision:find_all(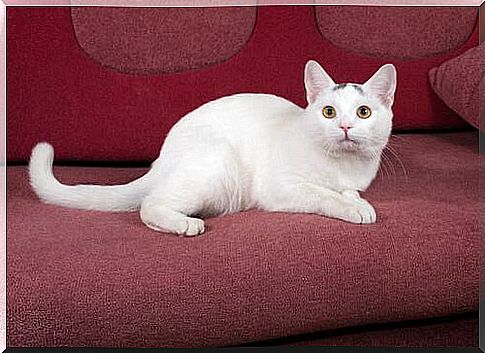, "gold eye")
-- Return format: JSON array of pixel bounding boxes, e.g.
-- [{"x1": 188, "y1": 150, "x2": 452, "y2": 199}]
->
[
  {"x1": 322, "y1": 105, "x2": 336, "y2": 119},
  {"x1": 357, "y1": 105, "x2": 372, "y2": 119}
]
